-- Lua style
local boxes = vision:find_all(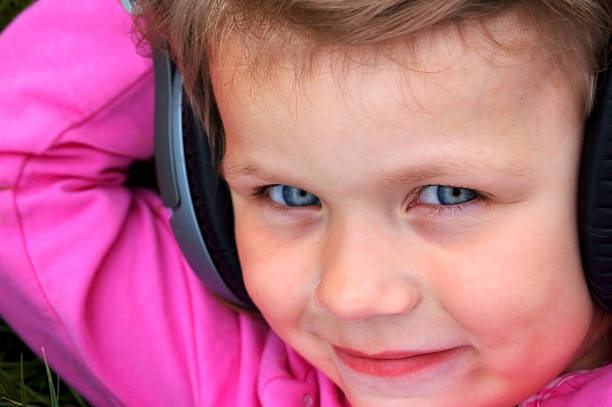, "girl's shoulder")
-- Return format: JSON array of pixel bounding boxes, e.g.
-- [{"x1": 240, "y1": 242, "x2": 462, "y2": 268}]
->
[{"x1": 519, "y1": 363, "x2": 612, "y2": 406}]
